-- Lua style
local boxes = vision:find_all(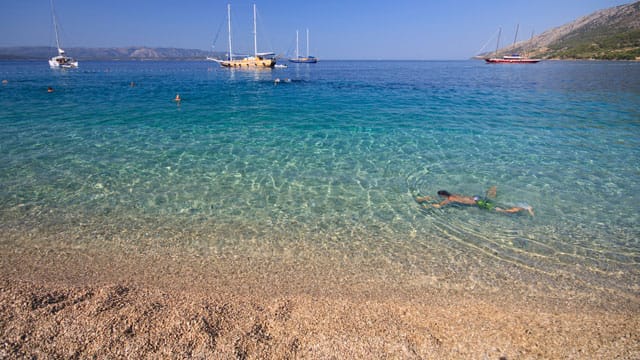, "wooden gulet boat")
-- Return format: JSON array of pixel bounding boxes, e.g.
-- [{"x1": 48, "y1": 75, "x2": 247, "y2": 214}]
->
[
  {"x1": 289, "y1": 29, "x2": 317, "y2": 63},
  {"x1": 485, "y1": 25, "x2": 540, "y2": 64},
  {"x1": 207, "y1": 3, "x2": 276, "y2": 68}
]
